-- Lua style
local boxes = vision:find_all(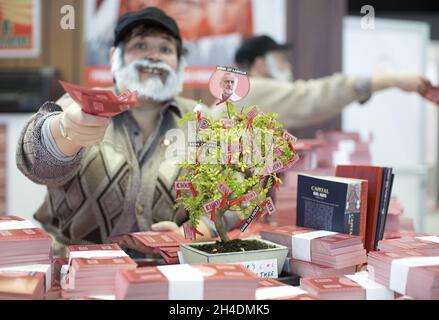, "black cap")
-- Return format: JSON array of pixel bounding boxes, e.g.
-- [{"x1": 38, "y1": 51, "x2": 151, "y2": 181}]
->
[
  {"x1": 235, "y1": 35, "x2": 293, "y2": 66},
  {"x1": 113, "y1": 7, "x2": 182, "y2": 47}
]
